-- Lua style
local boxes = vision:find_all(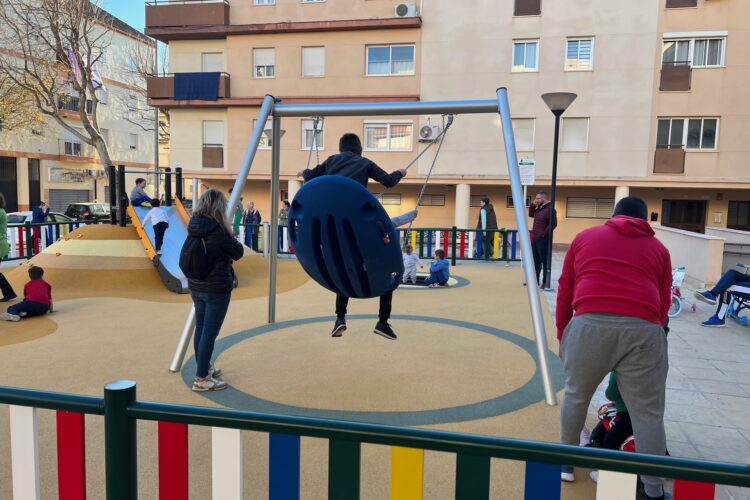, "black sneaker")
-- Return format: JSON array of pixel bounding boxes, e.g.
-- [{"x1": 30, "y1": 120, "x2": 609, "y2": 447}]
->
[
  {"x1": 331, "y1": 318, "x2": 346, "y2": 337},
  {"x1": 374, "y1": 322, "x2": 397, "y2": 340}
]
